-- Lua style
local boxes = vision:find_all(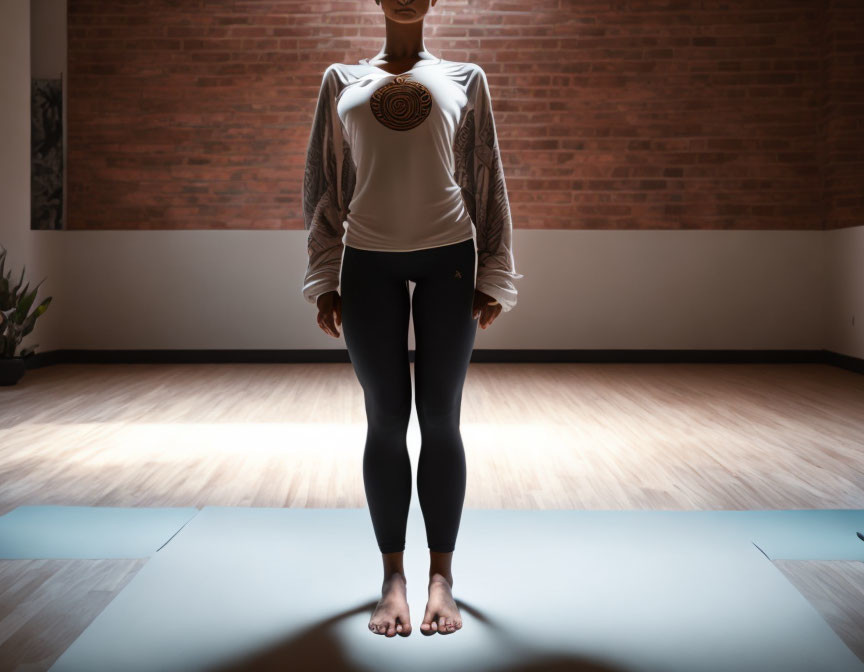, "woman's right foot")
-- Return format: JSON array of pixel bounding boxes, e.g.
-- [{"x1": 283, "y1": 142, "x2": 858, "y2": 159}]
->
[{"x1": 368, "y1": 572, "x2": 412, "y2": 637}]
